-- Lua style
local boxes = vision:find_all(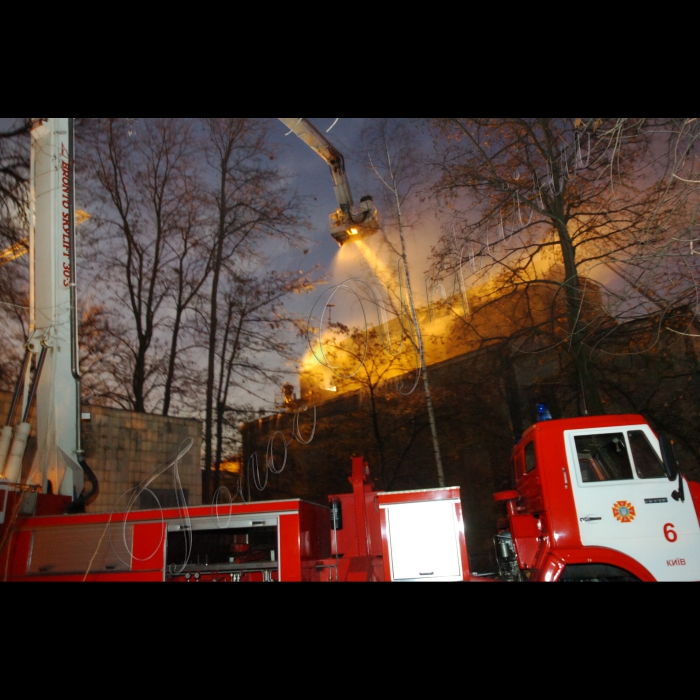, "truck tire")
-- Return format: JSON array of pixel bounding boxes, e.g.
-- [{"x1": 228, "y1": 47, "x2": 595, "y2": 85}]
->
[{"x1": 559, "y1": 563, "x2": 641, "y2": 582}]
